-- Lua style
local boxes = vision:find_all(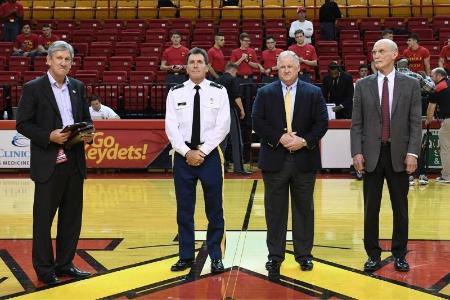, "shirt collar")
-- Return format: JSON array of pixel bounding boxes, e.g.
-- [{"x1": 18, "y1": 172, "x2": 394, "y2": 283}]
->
[
  {"x1": 186, "y1": 78, "x2": 209, "y2": 90},
  {"x1": 377, "y1": 68, "x2": 396, "y2": 81},
  {"x1": 47, "y1": 71, "x2": 69, "y2": 88},
  {"x1": 281, "y1": 79, "x2": 299, "y2": 91}
]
